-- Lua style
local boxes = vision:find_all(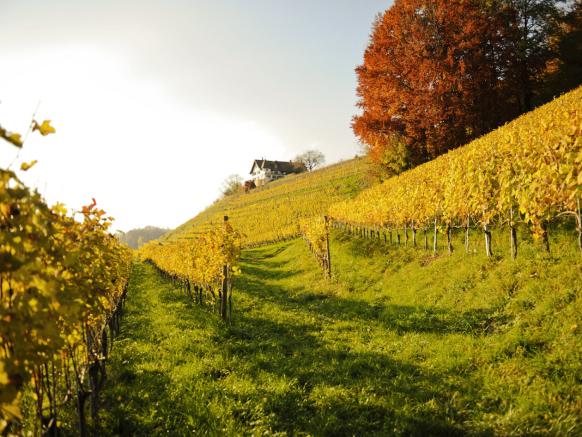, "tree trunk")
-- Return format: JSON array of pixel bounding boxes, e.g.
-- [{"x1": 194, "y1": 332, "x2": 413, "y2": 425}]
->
[
  {"x1": 404, "y1": 223, "x2": 408, "y2": 247},
  {"x1": 447, "y1": 225, "x2": 453, "y2": 255}
]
